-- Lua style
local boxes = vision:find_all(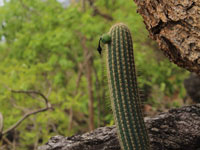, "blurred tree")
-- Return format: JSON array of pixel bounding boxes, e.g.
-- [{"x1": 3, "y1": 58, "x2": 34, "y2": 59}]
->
[{"x1": 0, "y1": 0, "x2": 189, "y2": 149}]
